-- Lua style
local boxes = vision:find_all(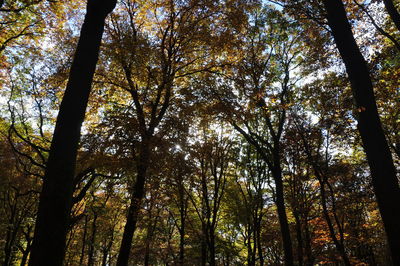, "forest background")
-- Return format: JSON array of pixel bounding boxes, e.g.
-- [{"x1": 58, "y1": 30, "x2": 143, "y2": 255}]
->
[{"x1": 1, "y1": 0, "x2": 400, "y2": 265}]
